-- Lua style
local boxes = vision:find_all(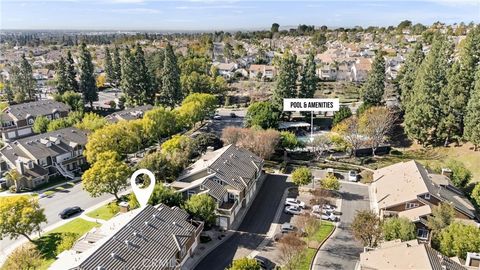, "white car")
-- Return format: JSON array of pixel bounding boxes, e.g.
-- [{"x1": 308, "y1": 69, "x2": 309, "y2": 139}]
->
[
  {"x1": 313, "y1": 212, "x2": 339, "y2": 222},
  {"x1": 348, "y1": 170, "x2": 359, "y2": 182},
  {"x1": 285, "y1": 198, "x2": 306, "y2": 208},
  {"x1": 280, "y1": 222, "x2": 295, "y2": 233},
  {"x1": 284, "y1": 205, "x2": 302, "y2": 215},
  {"x1": 213, "y1": 114, "x2": 222, "y2": 120},
  {"x1": 312, "y1": 204, "x2": 336, "y2": 213}
]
